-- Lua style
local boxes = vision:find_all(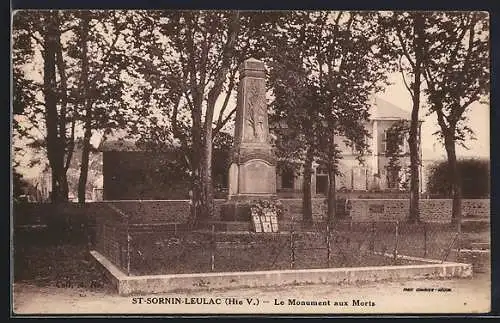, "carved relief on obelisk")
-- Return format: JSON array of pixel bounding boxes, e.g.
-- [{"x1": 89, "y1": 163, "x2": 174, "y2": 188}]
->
[{"x1": 244, "y1": 78, "x2": 268, "y2": 143}]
